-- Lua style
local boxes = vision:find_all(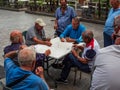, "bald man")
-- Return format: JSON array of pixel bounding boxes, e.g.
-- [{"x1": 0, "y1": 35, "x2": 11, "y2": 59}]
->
[
  {"x1": 3, "y1": 30, "x2": 24, "y2": 65},
  {"x1": 56, "y1": 30, "x2": 100, "y2": 84}
]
